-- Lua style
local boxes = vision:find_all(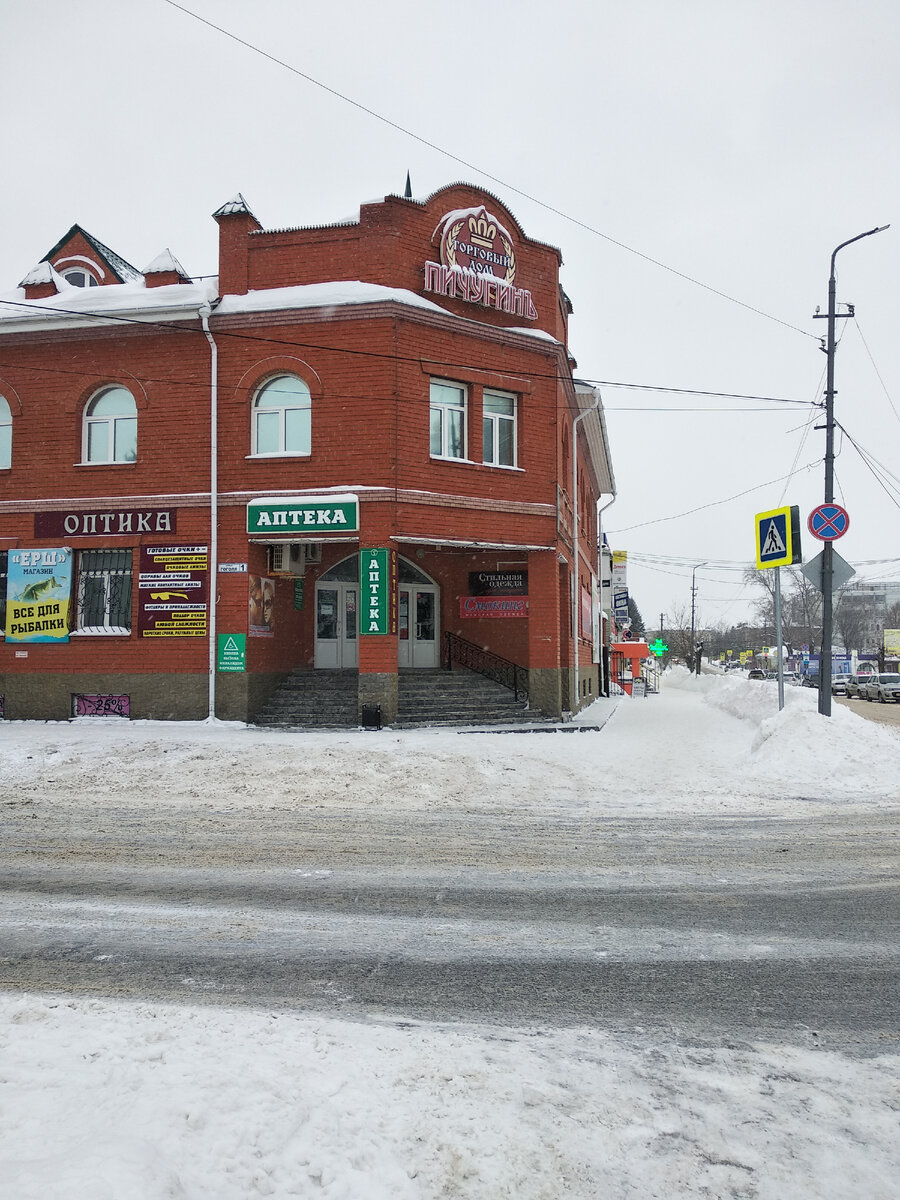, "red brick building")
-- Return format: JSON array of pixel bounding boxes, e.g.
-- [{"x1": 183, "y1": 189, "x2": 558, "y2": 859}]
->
[{"x1": 0, "y1": 184, "x2": 615, "y2": 724}]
